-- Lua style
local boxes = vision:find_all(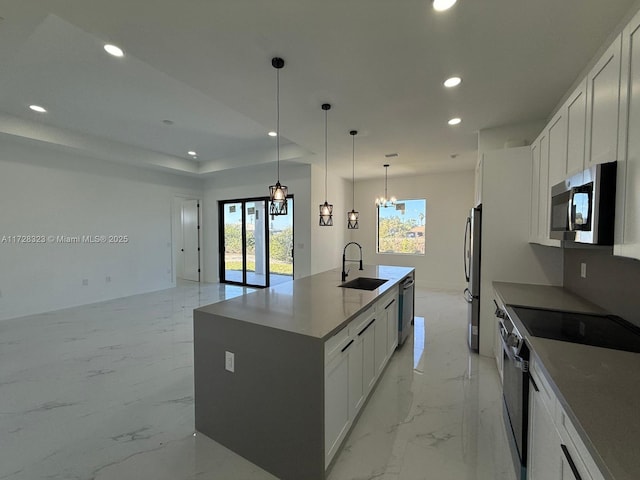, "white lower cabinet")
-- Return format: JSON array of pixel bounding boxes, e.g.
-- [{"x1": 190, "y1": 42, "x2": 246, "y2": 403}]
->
[
  {"x1": 324, "y1": 347, "x2": 350, "y2": 464},
  {"x1": 374, "y1": 311, "x2": 388, "y2": 376},
  {"x1": 528, "y1": 363, "x2": 562, "y2": 480},
  {"x1": 385, "y1": 296, "x2": 399, "y2": 356},
  {"x1": 528, "y1": 357, "x2": 605, "y2": 480},
  {"x1": 348, "y1": 329, "x2": 365, "y2": 418},
  {"x1": 324, "y1": 284, "x2": 403, "y2": 467},
  {"x1": 361, "y1": 317, "x2": 376, "y2": 392}
]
